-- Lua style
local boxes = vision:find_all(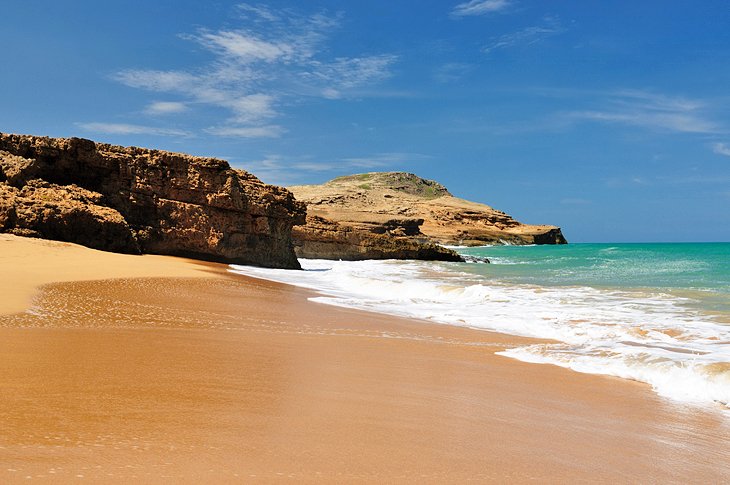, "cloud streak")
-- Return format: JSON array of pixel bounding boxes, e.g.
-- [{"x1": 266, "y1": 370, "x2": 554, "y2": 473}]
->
[
  {"x1": 109, "y1": 4, "x2": 397, "y2": 138},
  {"x1": 433, "y1": 62, "x2": 473, "y2": 83},
  {"x1": 76, "y1": 122, "x2": 191, "y2": 137},
  {"x1": 238, "y1": 152, "x2": 428, "y2": 185},
  {"x1": 562, "y1": 90, "x2": 722, "y2": 135},
  {"x1": 482, "y1": 17, "x2": 564, "y2": 53},
  {"x1": 145, "y1": 101, "x2": 188, "y2": 115},
  {"x1": 452, "y1": 0, "x2": 513, "y2": 17},
  {"x1": 204, "y1": 125, "x2": 283, "y2": 138},
  {"x1": 713, "y1": 142, "x2": 730, "y2": 156}
]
